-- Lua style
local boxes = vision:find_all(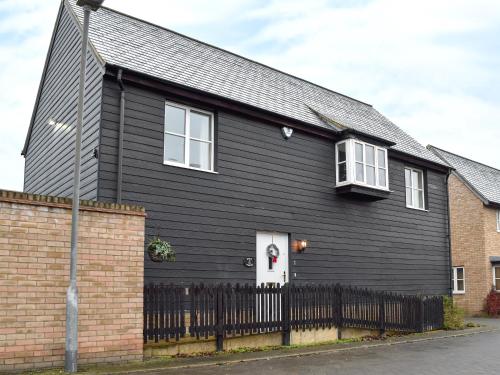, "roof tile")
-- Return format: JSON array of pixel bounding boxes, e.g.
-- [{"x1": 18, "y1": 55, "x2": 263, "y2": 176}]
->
[
  {"x1": 429, "y1": 146, "x2": 500, "y2": 205},
  {"x1": 67, "y1": 0, "x2": 444, "y2": 165}
]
